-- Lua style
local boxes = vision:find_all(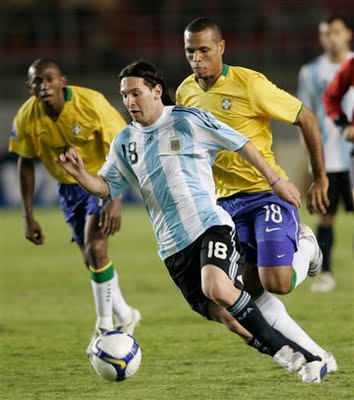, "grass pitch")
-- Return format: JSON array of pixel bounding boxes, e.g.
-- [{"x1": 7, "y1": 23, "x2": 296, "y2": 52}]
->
[{"x1": 1, "y1": 205, "x2": 353, "y2": 399}]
